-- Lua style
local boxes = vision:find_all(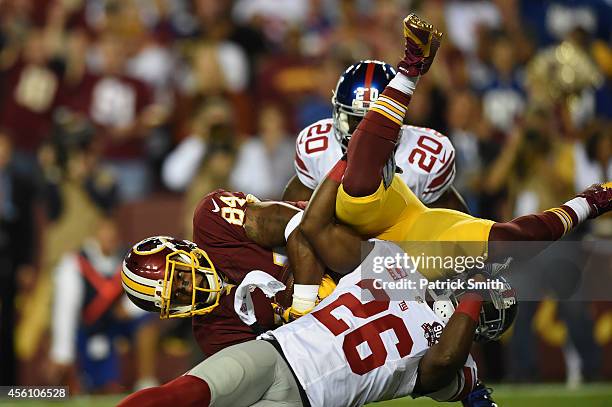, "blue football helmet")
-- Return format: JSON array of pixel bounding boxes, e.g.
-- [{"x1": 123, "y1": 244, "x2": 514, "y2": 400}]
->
[{"x1": 332, "y1": 60, "x2": 397, "y2": 151}]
